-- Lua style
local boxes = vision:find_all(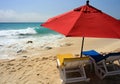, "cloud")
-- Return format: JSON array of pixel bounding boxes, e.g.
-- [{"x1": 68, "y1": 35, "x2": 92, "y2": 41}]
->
[{"x1": 0, "y1": 9, "x2": 49, "y2": 22}]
